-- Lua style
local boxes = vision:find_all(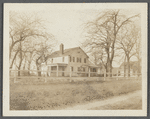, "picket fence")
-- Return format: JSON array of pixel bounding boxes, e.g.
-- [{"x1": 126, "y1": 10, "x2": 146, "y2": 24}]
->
[{"x1": 9, "y1": 69, "x2": 142, "y2": 83}]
